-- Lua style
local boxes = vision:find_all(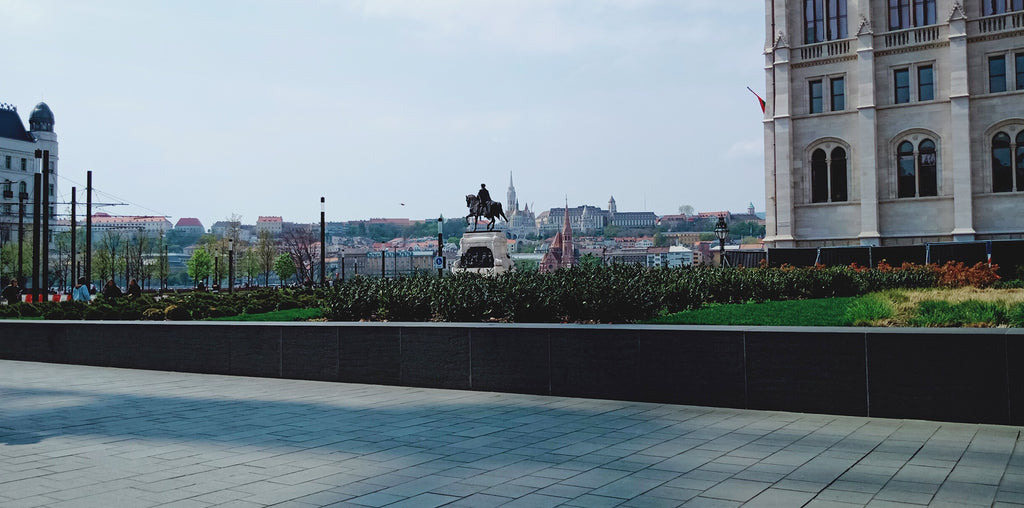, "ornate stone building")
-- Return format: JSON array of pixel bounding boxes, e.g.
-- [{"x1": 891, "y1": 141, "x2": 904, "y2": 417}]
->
[
  {"x1": 0, "y1": 102, "x2": 58, "y2": 243},
  {"x1": 764, "y1": 0, "x2": 1024, "y2": 247},
  {"x1": 504, "y1": 173, "x2": 536, "y2": 237}
]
